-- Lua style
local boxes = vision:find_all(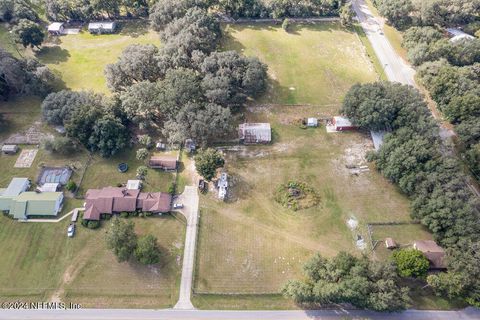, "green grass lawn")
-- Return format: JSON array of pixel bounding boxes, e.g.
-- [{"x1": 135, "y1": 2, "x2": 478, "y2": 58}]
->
[
  {"x1": 36, "y1": 21, "x2": 159, "y2": 94},
  {"x1": 0, "y1": 215, "x2": 184, "y2": 308},
  {"x1": 78, "y1": 149, "x2": 178, "y2": 196},
  {"x1": 223, "y1": 22, "x2": 377, "y2": 109}
]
